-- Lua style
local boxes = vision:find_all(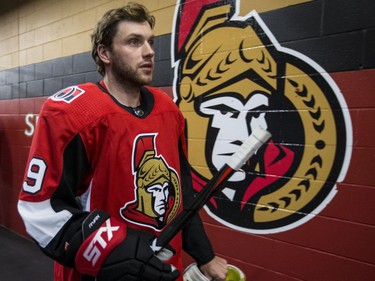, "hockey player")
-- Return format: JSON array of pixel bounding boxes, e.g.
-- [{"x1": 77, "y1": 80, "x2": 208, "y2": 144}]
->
[{"x1": 18, "y1": 2, "x2": 227, "y2": 281}]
